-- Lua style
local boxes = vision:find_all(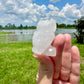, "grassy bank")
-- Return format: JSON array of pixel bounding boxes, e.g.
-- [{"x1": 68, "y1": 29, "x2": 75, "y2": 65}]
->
[
  {"x1": 0, "y1": 42, "x2": 39, "y2": 84},
  {"x1": 57, "y1": 27, "x2": 76, "y2": 29},
  {"x1": 0, "y1": 41, "x2": 84, "y2": 84},
  {"x1": 0, "y1": 32, "x2": 11, "y2": 34},
  {"x1": 0, "y1": 32, "x2": 12, "y2": 43}
]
